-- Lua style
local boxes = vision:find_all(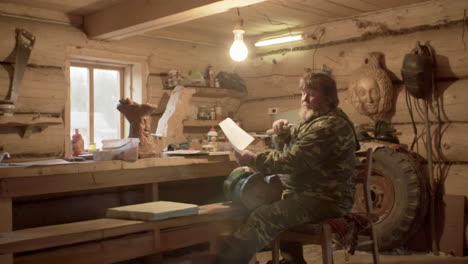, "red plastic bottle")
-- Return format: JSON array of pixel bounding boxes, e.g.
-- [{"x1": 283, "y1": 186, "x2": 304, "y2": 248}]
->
[{"x1": 71, "y1": 129, "x2": 84, "y2": 156}]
